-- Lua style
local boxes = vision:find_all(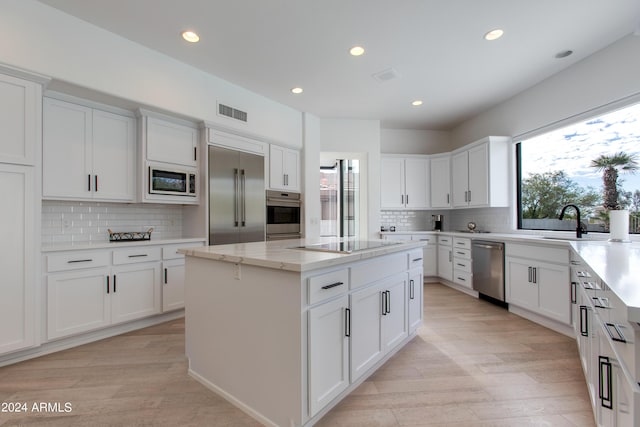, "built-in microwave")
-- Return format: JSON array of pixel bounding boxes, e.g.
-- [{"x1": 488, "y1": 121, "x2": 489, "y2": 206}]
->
[{"x1": 149, "y1": 166, "x2": 197, "y2": 197}]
